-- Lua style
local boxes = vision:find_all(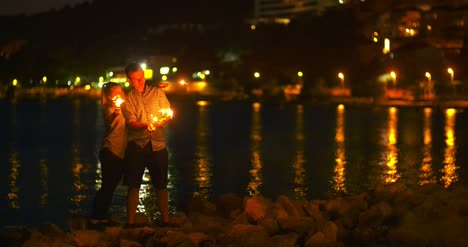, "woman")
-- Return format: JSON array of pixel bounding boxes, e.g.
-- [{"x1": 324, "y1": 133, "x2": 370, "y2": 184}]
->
[{"x1": 89, "y1": 82, "x2": 127, "y2": 226}]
